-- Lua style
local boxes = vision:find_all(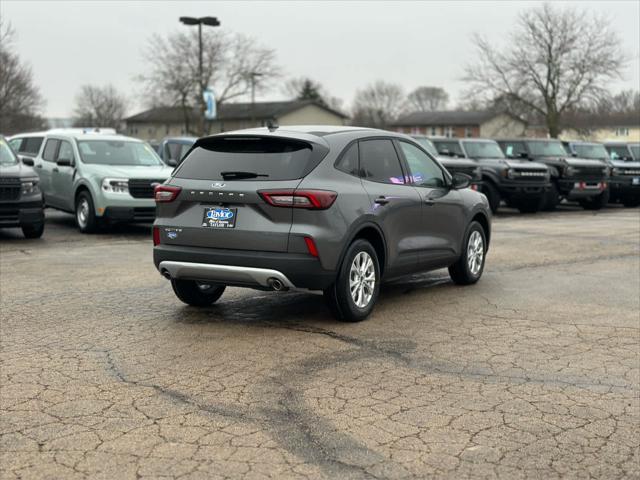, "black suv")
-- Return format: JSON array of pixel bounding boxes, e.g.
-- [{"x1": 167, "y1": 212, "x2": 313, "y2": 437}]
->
[
  {"x1": 432, "y1": 138, "x2": 550, "y2": 213},
  {"x1": 497, "y1": 139, "x2": 609, "y2": 210},
  {"x1": 411, "y1": 136, "x2": 482, "y2": 191},
  {"x1": 0, "y1": 136, "x2": 45, "y2": 238},
  {"x1": 153, "y1": 126, "x2": 491, "y2": 322}
]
